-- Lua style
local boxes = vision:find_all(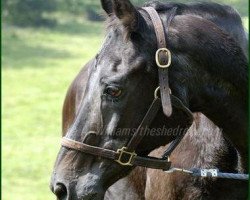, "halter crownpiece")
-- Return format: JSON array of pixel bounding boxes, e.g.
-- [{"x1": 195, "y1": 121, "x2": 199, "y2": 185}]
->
[
  {"x1": 143, "y1": 6, "x2": 177, "y2": 117},
  {"x1": 61, "y1": 7, "x2": 193, "y2": 170}
]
